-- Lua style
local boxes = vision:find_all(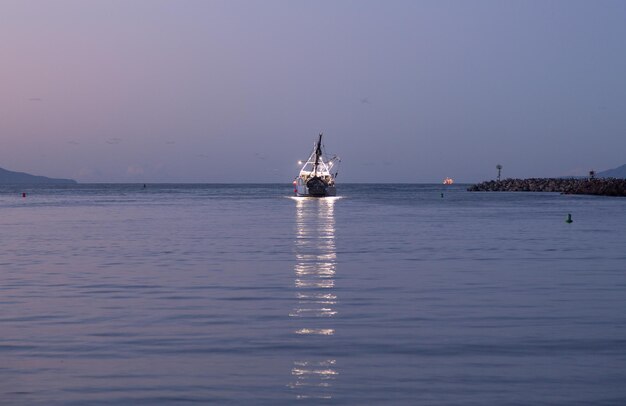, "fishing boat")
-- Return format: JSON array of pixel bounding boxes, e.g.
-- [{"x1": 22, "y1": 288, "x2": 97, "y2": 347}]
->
[{"x1": 294, "y1": 133, "x2": 340, "y2": 197}]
